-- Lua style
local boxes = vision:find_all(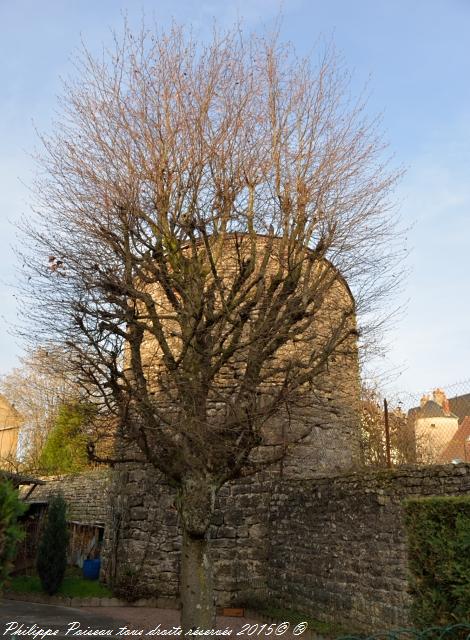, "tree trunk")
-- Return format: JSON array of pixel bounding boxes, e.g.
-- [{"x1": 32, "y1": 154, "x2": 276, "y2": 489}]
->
[
  {"x1": 177, "y1": 475, "x2": 217, "y2": 633},
  {"x1": 180, "y1": 528, "x2": 215, "y2": 633}
]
